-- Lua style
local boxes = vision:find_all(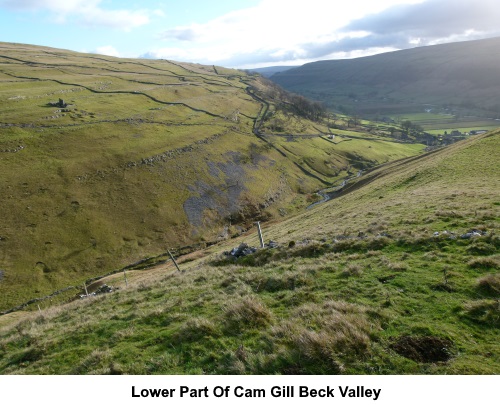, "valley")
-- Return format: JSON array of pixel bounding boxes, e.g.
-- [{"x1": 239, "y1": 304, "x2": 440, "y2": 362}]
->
[
  {"x1": 0, "y1": 43, "x2": 422, "y2": 311},
  {"x1": 271, "y1": 37, "x2": 500, "y2": 135},
  {"x1": 0, "y1": 42, "x2": 498, "y2": 376},
  {"x1": 0, "y1": 130, "x2": 497, "y2": 374}
]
